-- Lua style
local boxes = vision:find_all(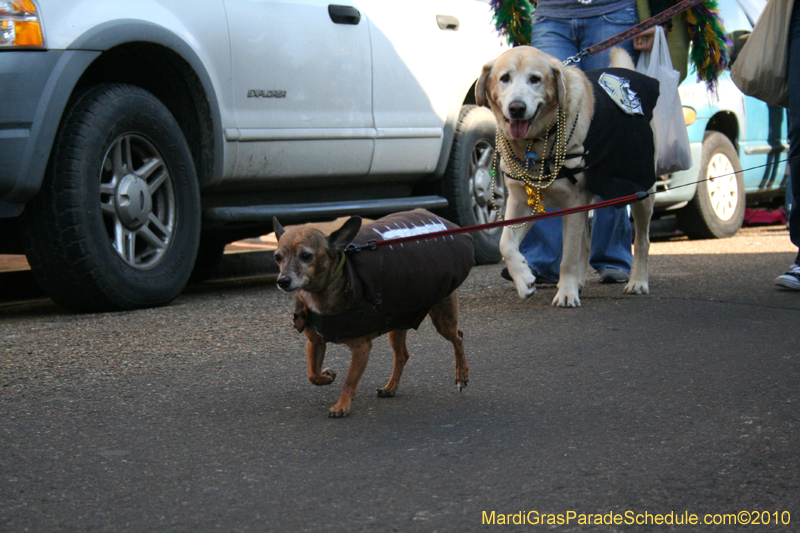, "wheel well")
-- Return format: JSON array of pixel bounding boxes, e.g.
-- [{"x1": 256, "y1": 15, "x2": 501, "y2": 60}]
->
[
  {"x1": 705, "y1": 111, "x2": 739, "y2": 152},
  {"x1": 463, "y1": 81, "x2": 478, "y2": 106},
  {"x1": 72, "y1": 43, "x2": 215, "y2": 188}
]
